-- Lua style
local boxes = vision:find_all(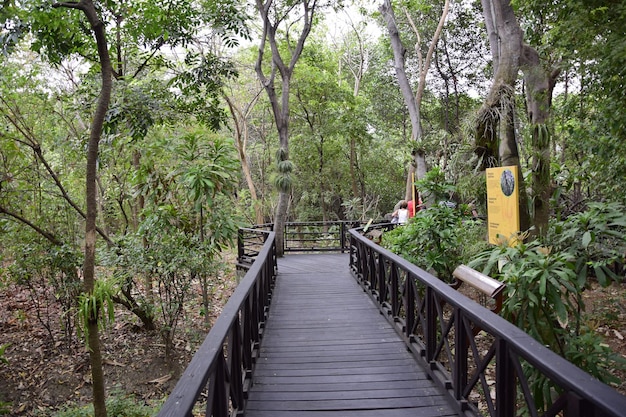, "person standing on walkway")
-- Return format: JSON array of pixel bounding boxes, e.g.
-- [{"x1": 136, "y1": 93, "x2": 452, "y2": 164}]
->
[{"x1": 392, "y1": 200, "x2": 409, "y2": 224}]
